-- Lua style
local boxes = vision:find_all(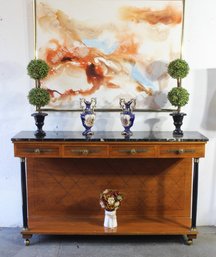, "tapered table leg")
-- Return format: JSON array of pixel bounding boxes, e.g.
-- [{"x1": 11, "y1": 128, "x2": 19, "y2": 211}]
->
[
  {"x1": 20, "y1": 158, "x2": 28, "y2": 229},
  {"x1": 191, "y1": 158, "x2": 199, "y2": 230}
]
